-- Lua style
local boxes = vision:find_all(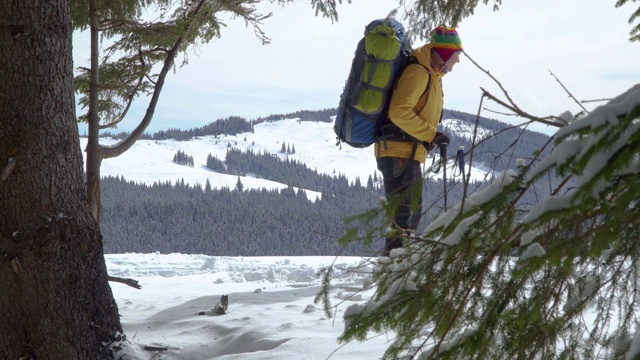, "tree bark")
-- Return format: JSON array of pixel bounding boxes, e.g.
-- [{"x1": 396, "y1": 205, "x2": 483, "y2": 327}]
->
[{"x1": 0, "y1": 1, "x2": 122, "y2": 358}]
